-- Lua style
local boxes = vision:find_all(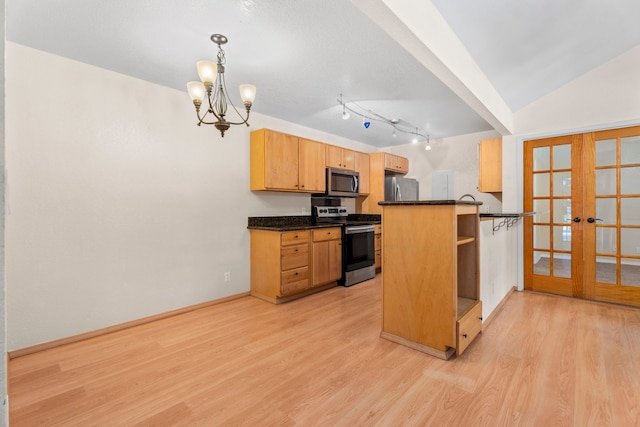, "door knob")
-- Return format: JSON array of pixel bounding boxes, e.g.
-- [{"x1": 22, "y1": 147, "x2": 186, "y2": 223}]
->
[
  {"x1": 587, "y1": 218, "x2": 602, "y2": 223},
  {"x1": 573, "y1": 217, "x2": 581, "y2": 223}
]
